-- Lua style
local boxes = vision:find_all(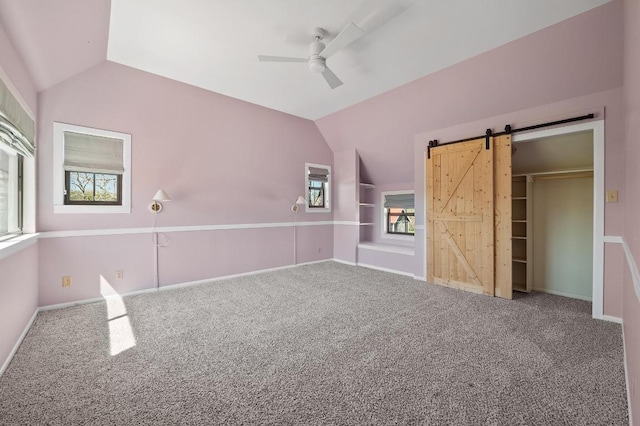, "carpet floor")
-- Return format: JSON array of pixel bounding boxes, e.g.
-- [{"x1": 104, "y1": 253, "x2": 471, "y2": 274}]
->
[{"x1": 0, "y1": 262, "x2": 628, "y2": 425}]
